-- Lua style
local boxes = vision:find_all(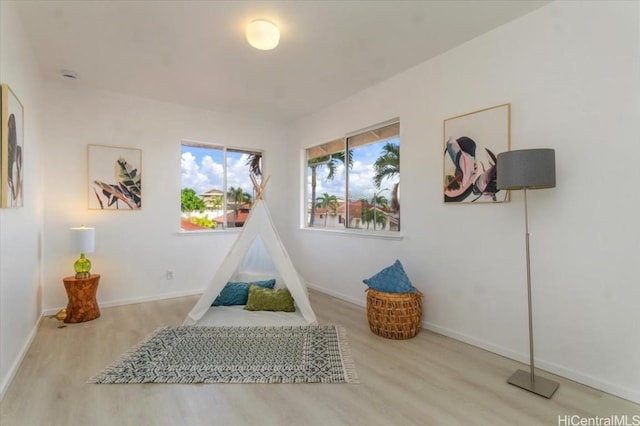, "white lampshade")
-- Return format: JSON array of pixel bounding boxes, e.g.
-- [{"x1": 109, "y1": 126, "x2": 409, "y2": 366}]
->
[
  {"x1": 70, "y1": 226, "x2": 95, "y2": 254},
  {"x1": 246, "y1": 19, "x2": 280, "y2": 50}
]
